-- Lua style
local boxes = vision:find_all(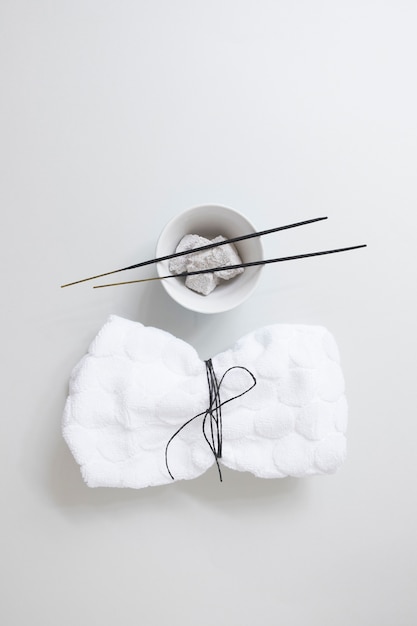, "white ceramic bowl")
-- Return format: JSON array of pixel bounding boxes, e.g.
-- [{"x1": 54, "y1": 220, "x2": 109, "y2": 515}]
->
[{"x1": 156, "y1": 204, "x2": 263, "y2": 314}]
